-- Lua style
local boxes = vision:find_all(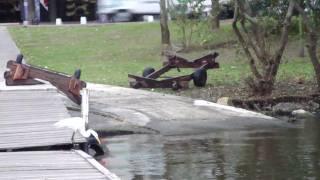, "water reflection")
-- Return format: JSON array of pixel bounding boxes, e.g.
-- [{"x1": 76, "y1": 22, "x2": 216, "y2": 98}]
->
[{"x1": 100, "y1": 117, "x2": 320, "y2": 180}]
